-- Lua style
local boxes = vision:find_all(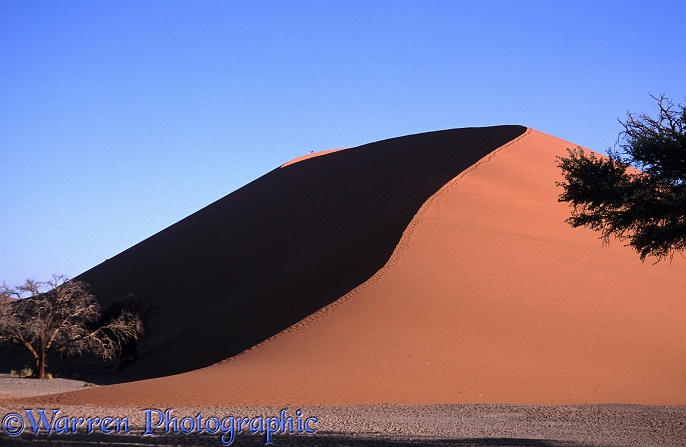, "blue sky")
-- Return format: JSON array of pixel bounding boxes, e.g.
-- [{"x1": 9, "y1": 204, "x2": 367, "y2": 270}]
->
[{"x1": 1, "y1": 1, "x2": 684, "y2": 287}]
